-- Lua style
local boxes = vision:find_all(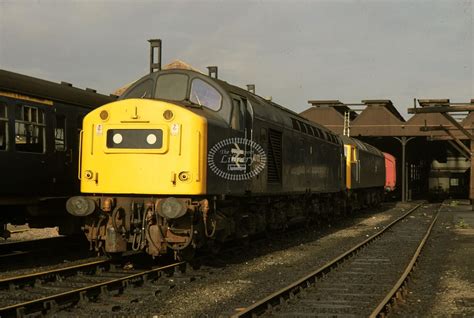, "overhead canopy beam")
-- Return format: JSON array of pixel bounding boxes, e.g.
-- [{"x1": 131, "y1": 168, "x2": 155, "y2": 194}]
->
[
  {"x1": 410, "y1": 98, "x2": 474, "y2": 209},
  {"x1": 409, "y1": 98, "x2": 474, "y2": 114},
  {"x1": 443, "y1": 129, "x2": 471, "y2": 157},
  {"x1": 408, "y1": 105, "x2": 474, "y2": 114},
  {"x1": 441, "y1": 113, "x2": 474, "y2": 140},
  {"x1": 421, "y1": 125, "x2": 471, "y2": 158},
  {"x1": 447, "y1": 140, "x2": 471, "y2": 160}
]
